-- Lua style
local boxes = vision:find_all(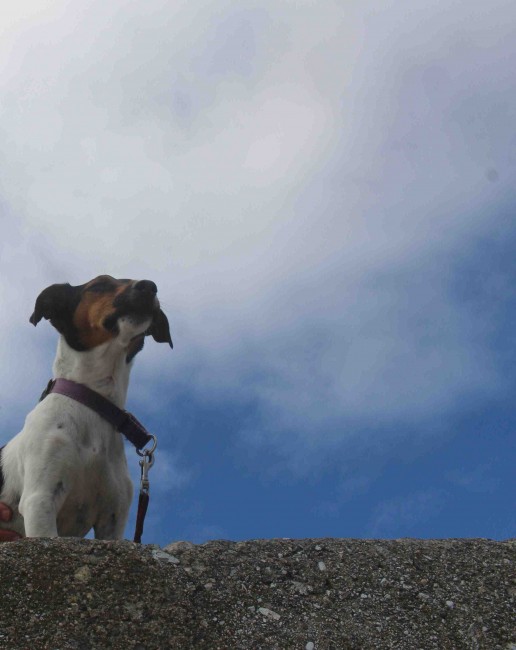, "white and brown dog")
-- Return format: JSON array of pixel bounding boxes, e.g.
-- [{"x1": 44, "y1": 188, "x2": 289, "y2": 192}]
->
[{"x1": 0, "y1": 275, "x2": 172, "y2": 539}]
